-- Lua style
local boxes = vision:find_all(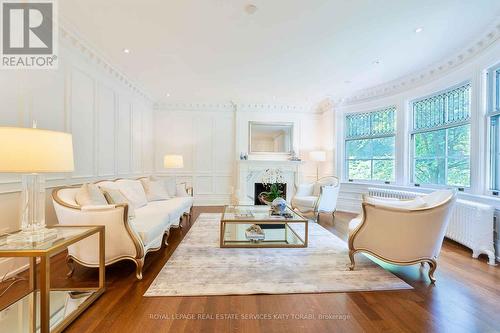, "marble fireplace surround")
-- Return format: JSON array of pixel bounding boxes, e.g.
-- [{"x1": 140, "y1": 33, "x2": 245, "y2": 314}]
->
[{"x1": 235, "y1": 160, "x2": 303, "y2": 205}]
